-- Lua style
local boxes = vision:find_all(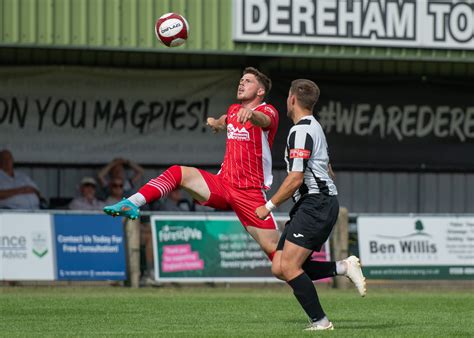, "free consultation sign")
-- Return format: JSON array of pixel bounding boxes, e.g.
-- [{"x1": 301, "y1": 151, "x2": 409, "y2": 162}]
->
[{"x1": 54, "y1": 215, "x2": 126, "y2": 281}]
